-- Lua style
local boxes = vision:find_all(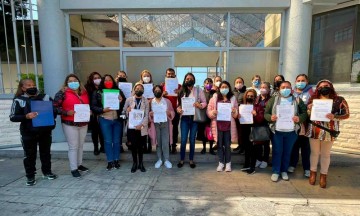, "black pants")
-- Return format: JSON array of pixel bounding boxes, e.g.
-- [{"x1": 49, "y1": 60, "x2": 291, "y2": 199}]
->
[
  {"x1": 128, "y1": 129, "x2": 146, "y2": 164},
  {"x1": 90, "y1": 115, "x2": 104, "y2": 151},
  {"x1": 257, "y1": 141, "x2": 270, "y2": 163},
  {"x1": 21, "y1": 131, "x2": 52, "y2": 178},
  {"x1": 171, "y1": 112, "x2": 180, "y2": 146}
]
